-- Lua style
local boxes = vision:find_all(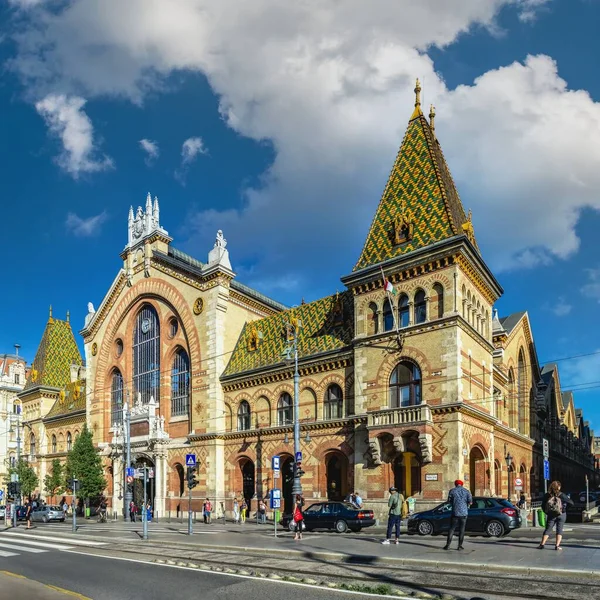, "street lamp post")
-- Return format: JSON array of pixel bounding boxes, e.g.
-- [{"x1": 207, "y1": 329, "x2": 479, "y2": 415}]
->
[
  {"x1": 292, "y1": 328, "x2": 302, "y2": 498},
  {"x1": 505, "y1": 449, "x2": 513, "y2": 502},
  {"x1": 12, "y1": 414, "x2": 21, "y2": 529},
  {"x1": 123, "y1": 399, "x2": 132, "y2": 522}
]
